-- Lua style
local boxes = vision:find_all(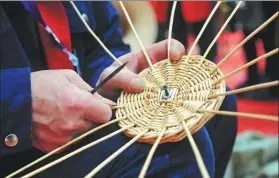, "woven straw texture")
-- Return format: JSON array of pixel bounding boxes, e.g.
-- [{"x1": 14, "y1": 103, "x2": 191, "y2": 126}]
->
[{"x1": 116, "y1": 55, "x2": 226, "y2": 144}]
